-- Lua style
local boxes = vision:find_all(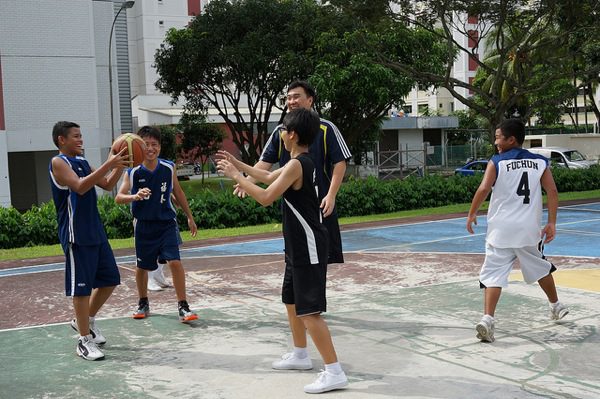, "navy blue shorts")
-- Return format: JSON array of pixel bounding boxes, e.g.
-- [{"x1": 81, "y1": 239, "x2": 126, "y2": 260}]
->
[
  {"x1": 281, "y1": 260, "x2": 327, "y2": 316},
  {"x1": 134, "y1": 219, "x2": 180, "y2": 270},
  {"x1": 64, "y1": 241, "x2": 120, "y2": 296}
]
